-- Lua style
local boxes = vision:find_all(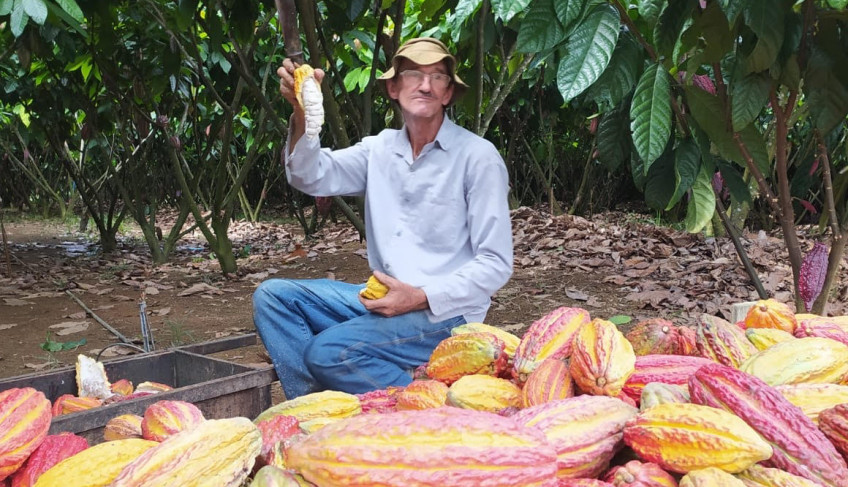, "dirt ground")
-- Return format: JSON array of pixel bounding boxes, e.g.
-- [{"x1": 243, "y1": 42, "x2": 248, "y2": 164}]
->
[{"x1": 0, "y1": 214, "x2": 652, "y2": 385}]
